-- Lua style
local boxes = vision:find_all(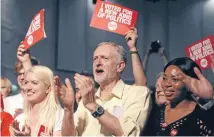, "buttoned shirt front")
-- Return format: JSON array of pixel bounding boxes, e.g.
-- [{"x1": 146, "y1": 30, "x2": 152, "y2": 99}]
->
[{"x1": 74, "y1": 79, "x2": 152, "y2": 136}]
